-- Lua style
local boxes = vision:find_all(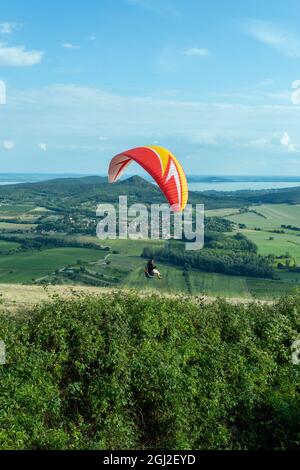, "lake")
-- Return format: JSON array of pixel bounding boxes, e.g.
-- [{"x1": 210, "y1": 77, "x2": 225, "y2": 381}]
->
[
  {"x1": 188, "y1": 182, "x2": 300, "y2": 192},
  {"x1": 1, "y1": 174, "x2": 300, "y2": 193}
]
